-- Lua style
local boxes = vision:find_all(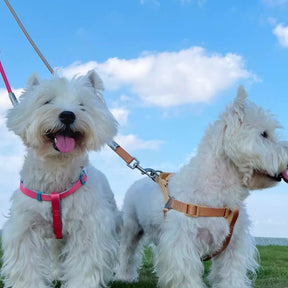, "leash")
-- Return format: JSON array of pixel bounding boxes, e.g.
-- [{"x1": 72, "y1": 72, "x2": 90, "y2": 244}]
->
[
  {"x1": 3, "y1": 0, "x2": 53, "y2": 74},
  {"x1": 107, "y1": 140, "x2": 161, "y2": 181},
  {"x1": 0, "y1": 60, "x2": 18, "y2": 105}
]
